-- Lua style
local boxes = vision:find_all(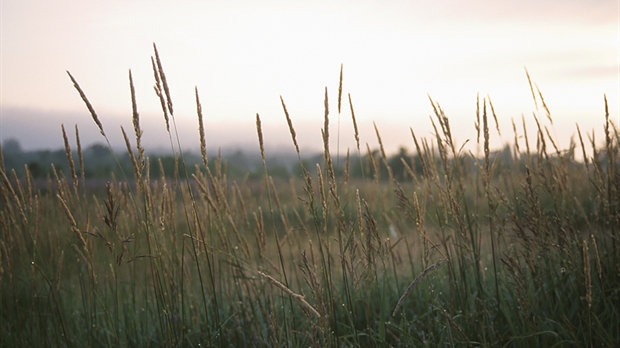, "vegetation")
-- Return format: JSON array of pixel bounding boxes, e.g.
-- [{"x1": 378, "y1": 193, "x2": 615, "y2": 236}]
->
[{"x1": 1, "y1": 45, "x2": 618, "y2": 347}]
